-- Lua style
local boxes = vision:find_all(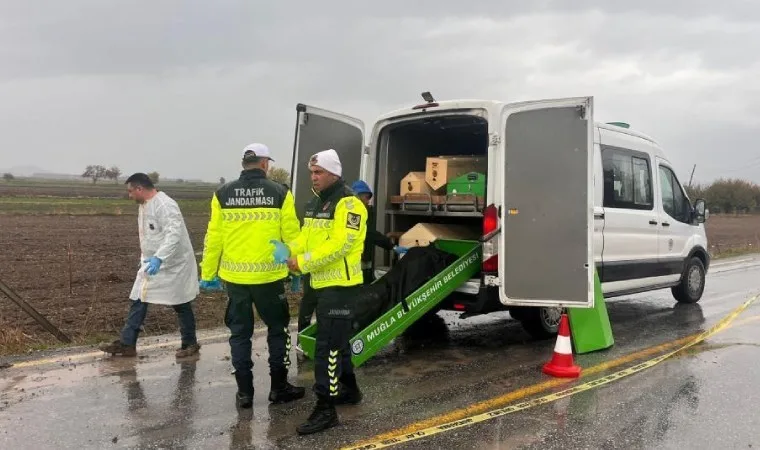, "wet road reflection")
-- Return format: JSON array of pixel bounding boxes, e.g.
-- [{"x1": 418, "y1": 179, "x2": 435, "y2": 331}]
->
[{"x1": 0, "y1": 256, "x2": 758, "y2": 449}]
